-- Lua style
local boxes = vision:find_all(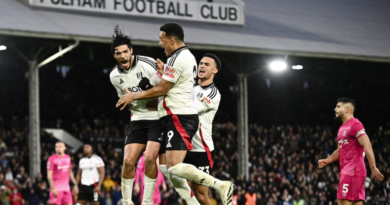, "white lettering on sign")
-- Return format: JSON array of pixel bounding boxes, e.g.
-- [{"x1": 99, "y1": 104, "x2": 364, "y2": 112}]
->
[{"x1": 30, "y1": 0, "x2": 245, "y2": 25}]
